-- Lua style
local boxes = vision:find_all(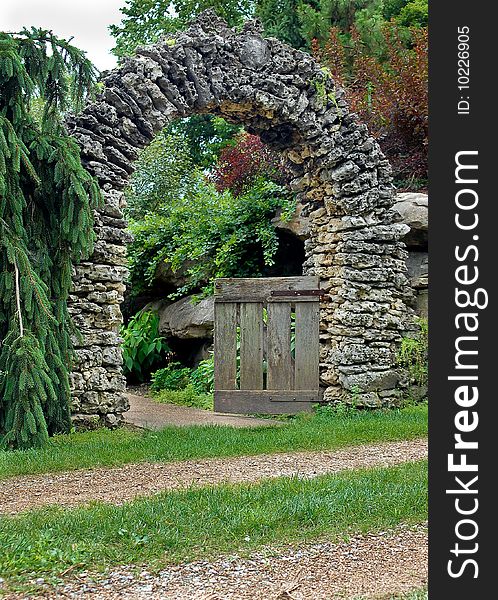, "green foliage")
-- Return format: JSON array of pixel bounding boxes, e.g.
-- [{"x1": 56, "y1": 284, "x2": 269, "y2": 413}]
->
[
  {"x1": 298, "y1": 0, "x2": 373, "y2": 48},
  {"x1": 151, "y1": 357, "x2": 214, "y2": 407},
  {"x1": 395, "y1": 0, "x2": 428, "y2": 27},
  {"x1": 124, "y1": 129, "x2": 194, "y2": 220},
  {"x1": 255, "y1": 0, "x2": 308, "y2": 49},
  {"x1": 126, "y1": 128, "x2": 295, "y2": 298},
  {"x1": 154, "y1": 383, "x2": 214, "y2": 410},
  {"x1": 168, "y1": 115, "x2": 240, "y2": 169},
  {"x1": 110, "y1": 0, "x2": 254, "y2": 58},
  {"x1": 121, "y1": 311, "x2": 170, "y2": 381},
  {"x1": 135, "y1": 176, "x2": 292, "y2": 298},
  {"x1": 256, "y1": 0, "x2": 428, "y2": 56},
  {"x1": 382, "y1": 0, "x2": 412, "y2": 20},
  {"x1": 190, "y1": 356, "x2": 214, "y2": 394},
  {"x1": 125, "y1": 119, "x2": 239, "y2": 222},
  {"x1": 110, "y1": 0, "x2": 427, "y2": 62},
  {"x1": 0, "y1": 333, "x2": 50, "y2": 449},
  {"x1": 398, "y1": 318, "x2": 428, "y2": 388},
  {"x1": 150, "y1": 362, "x2": 191, "y2": 392},
  {"x1": 0, "y1": 29, "x2": 99, "y2": 449}
]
